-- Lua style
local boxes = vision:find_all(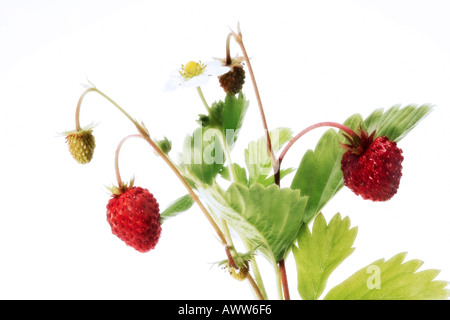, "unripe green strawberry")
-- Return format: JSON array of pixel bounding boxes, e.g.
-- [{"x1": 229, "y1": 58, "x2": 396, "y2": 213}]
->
[
  {"x1": 227, "y1": 262, "x2": 249, "y2": 281},
  {"x1": 65, "y1": 127, "x2": 96, "y2": 164}
]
